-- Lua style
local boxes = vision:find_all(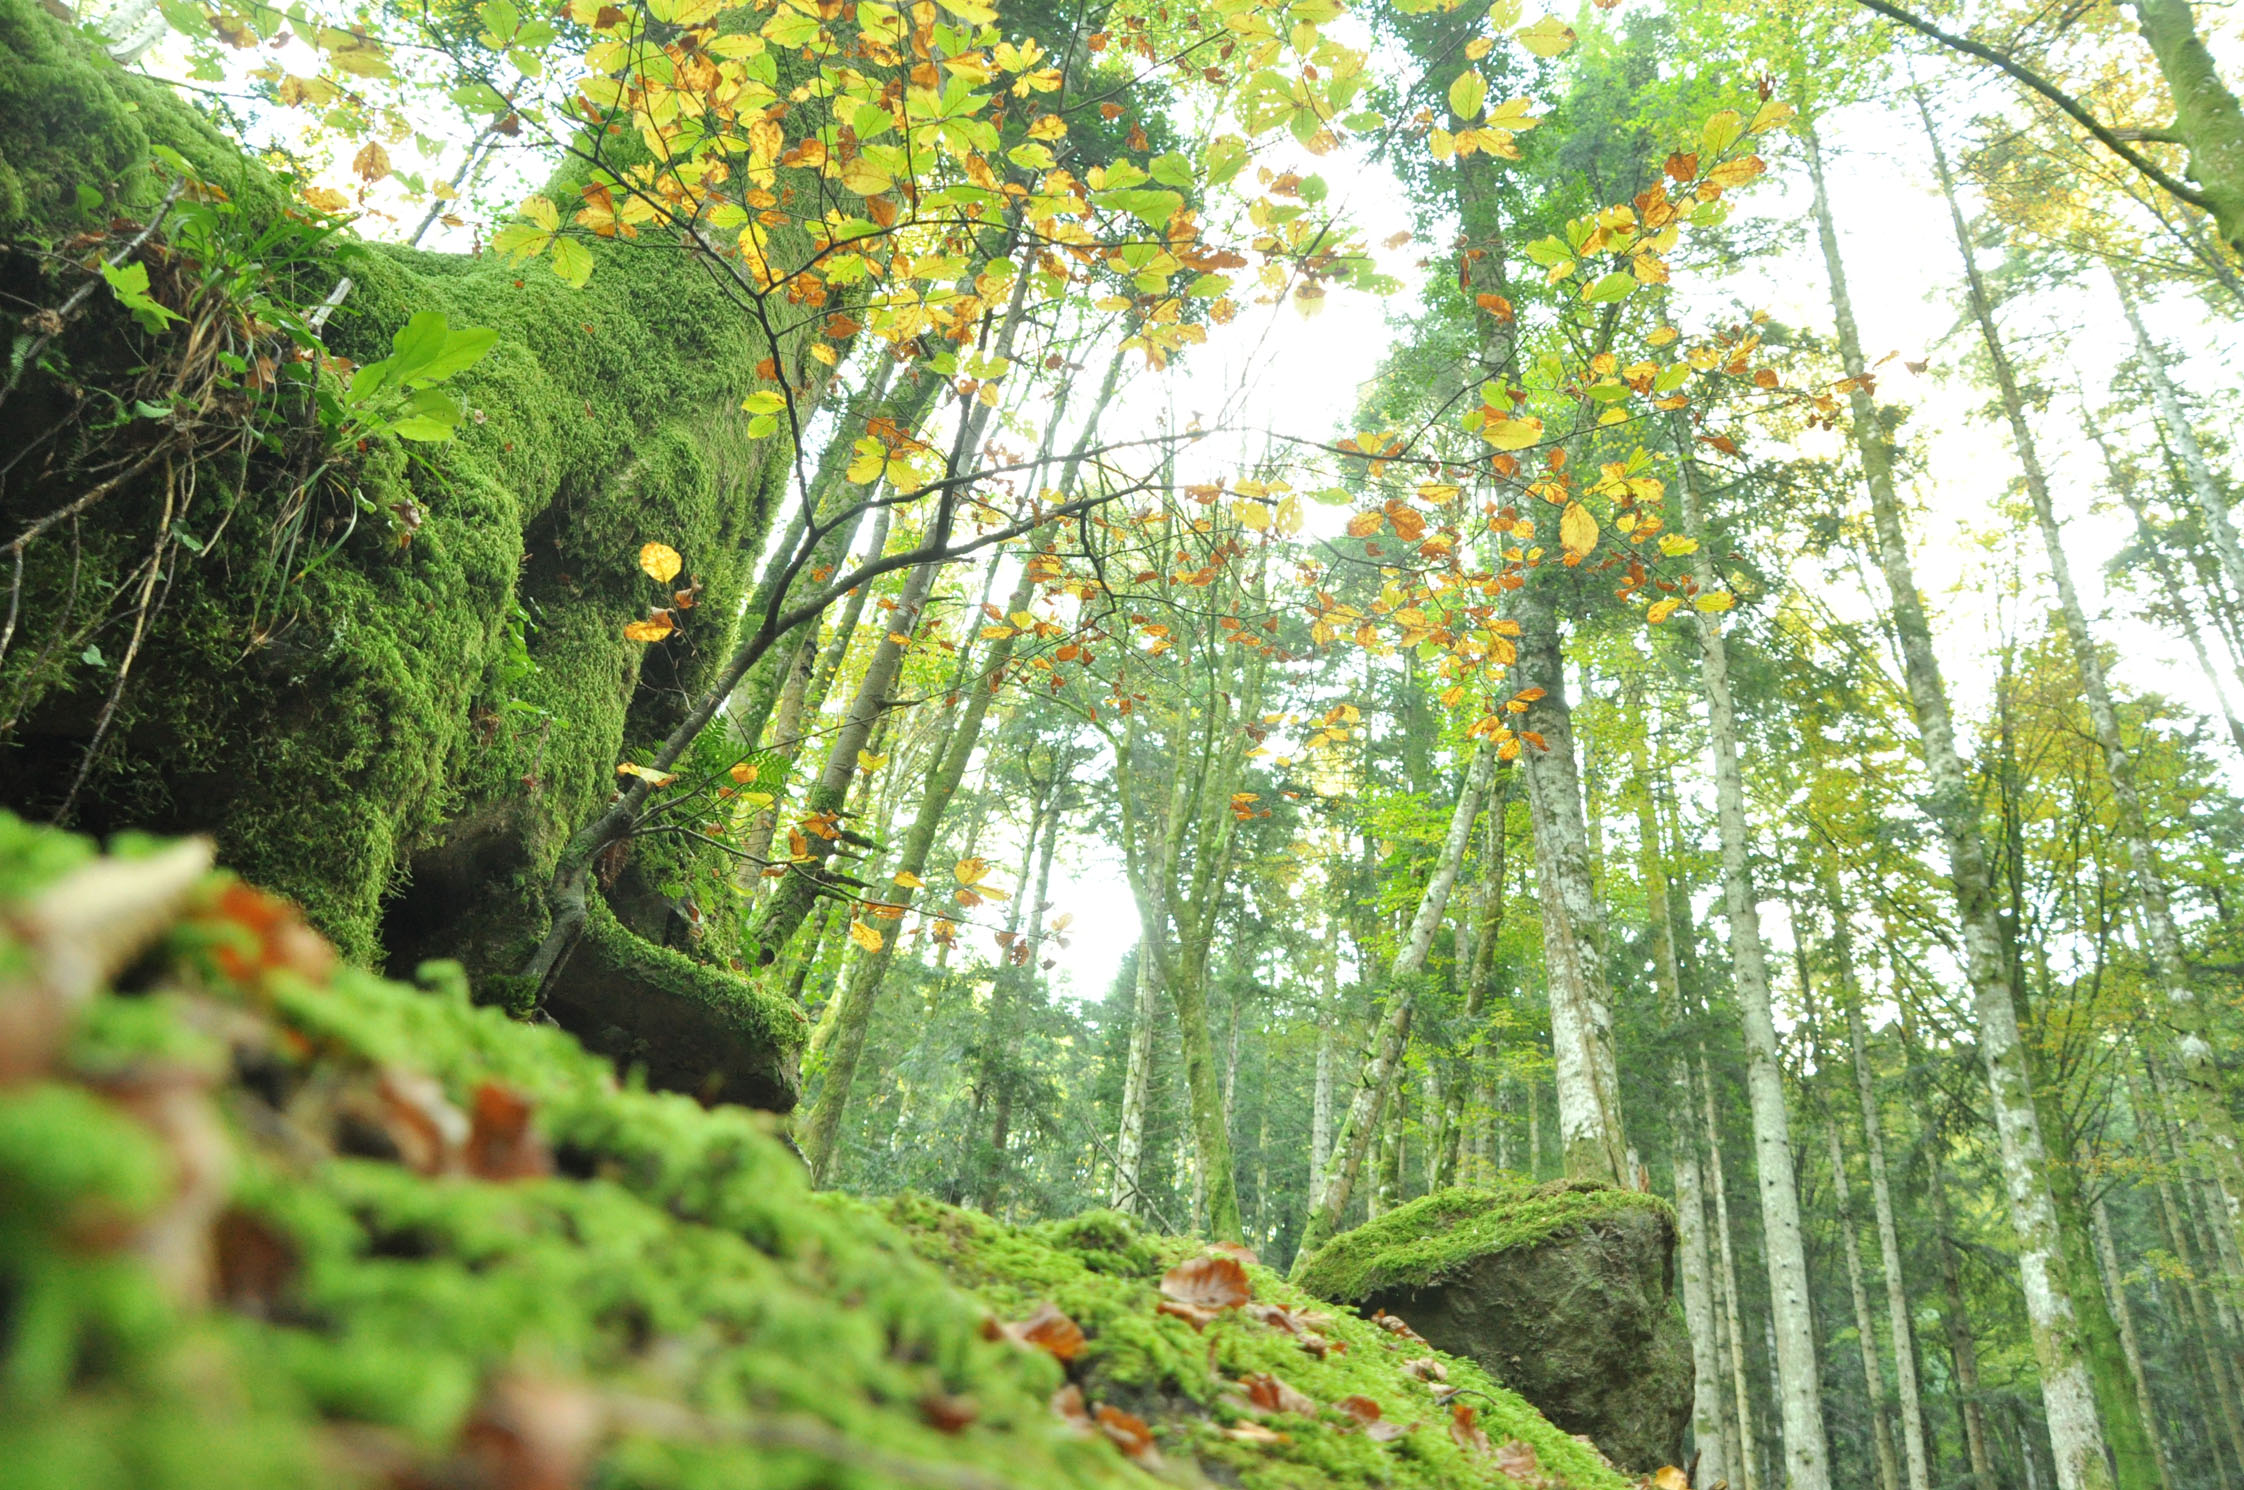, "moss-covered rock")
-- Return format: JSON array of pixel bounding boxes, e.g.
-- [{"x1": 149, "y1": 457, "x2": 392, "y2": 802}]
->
[
  {"x1": 0, "y1": 814, "x2": 1632, "y2": 1490},
  {"x1": 0, "y1": 0, "x2": 817, "y2": 1108},
  {"x1": 1293, "y1": 1182, "x2": 1693, "y2": 1474}
]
